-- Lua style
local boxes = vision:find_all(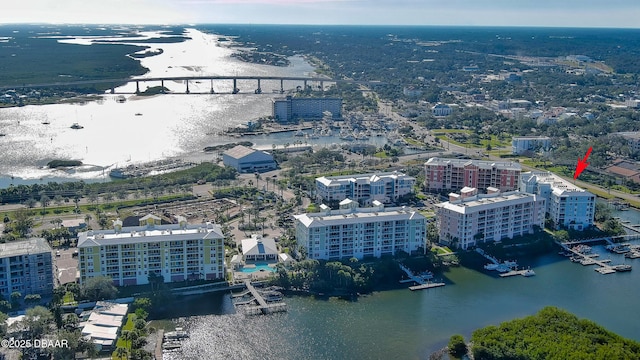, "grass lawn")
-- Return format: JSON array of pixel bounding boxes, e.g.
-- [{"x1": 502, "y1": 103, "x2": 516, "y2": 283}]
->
[
  {"x1": 432, "y1": 129, "x2": 472, "y2": 134},
  {"x1": 112, "y1": 314, "x2": 136, "y2": 360},
  {"x1": 149, "y1": 319, "x2": 176, "y2": 332},
  {"x1": 480, "y1": 134, "x2": 511, "y2": 148},
  {"x1": 62, "y1": 292, "x2": 77, "y2": 306},
  {"x1": 432, "y1": 245, "x2": 453, "y2": 255}
]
